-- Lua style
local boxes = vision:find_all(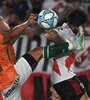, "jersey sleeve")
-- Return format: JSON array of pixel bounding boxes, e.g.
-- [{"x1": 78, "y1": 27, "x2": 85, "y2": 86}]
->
[{"x1": 52, "y1": 27, "x2": 67, "y2": 38}]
